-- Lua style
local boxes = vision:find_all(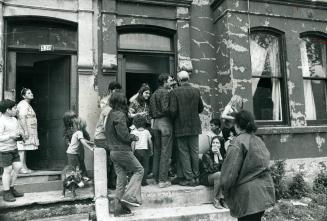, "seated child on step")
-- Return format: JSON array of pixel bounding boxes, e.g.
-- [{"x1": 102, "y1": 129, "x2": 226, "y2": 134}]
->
[
  {"x1": 131, "y1": 115, "x2": 153, "y2": 186},
  {"x1": 66, "y1": 117, "x2": 93, "y2": 183}
]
